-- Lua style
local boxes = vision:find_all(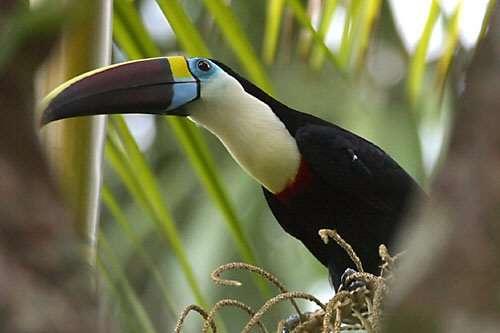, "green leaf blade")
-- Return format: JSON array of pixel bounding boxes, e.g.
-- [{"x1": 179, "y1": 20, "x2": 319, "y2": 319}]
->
[
  {"x1": 287, "y1": 0, "x2": 344, "y2": 74},
  {"x1": 309, "y1": 0, "x2": 339, "y2": 69},
  {"x1": 155, "y1": 0, "x2": 211, "y2": 56},
  {"x1": 101, "y1": 185, "x2": 178, "y2": 319},
  {"x1": 263, "y1": 0, "x2": 286, "y2": 64},
  {"x1": 407, "y1": 0, "x2": 440, "y2": 105},
  {"x1": 106, "y1": 117, "x2": 207, "y2": 308},
  {"x1": 99, "y1": 234, "x2": 158, "y2": 333},
  {"x1": 435, "y1": 2, "x2": 462, "y2": 97},
  {"x1": 201, "y1": 0, "x2": 273, "y2": 92}
]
